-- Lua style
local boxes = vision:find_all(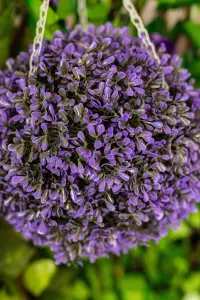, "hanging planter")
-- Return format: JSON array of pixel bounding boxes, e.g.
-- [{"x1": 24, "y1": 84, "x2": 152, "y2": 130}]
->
[{"x1": 0, "y1": 0, "x2": 200, "y2": 264}]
